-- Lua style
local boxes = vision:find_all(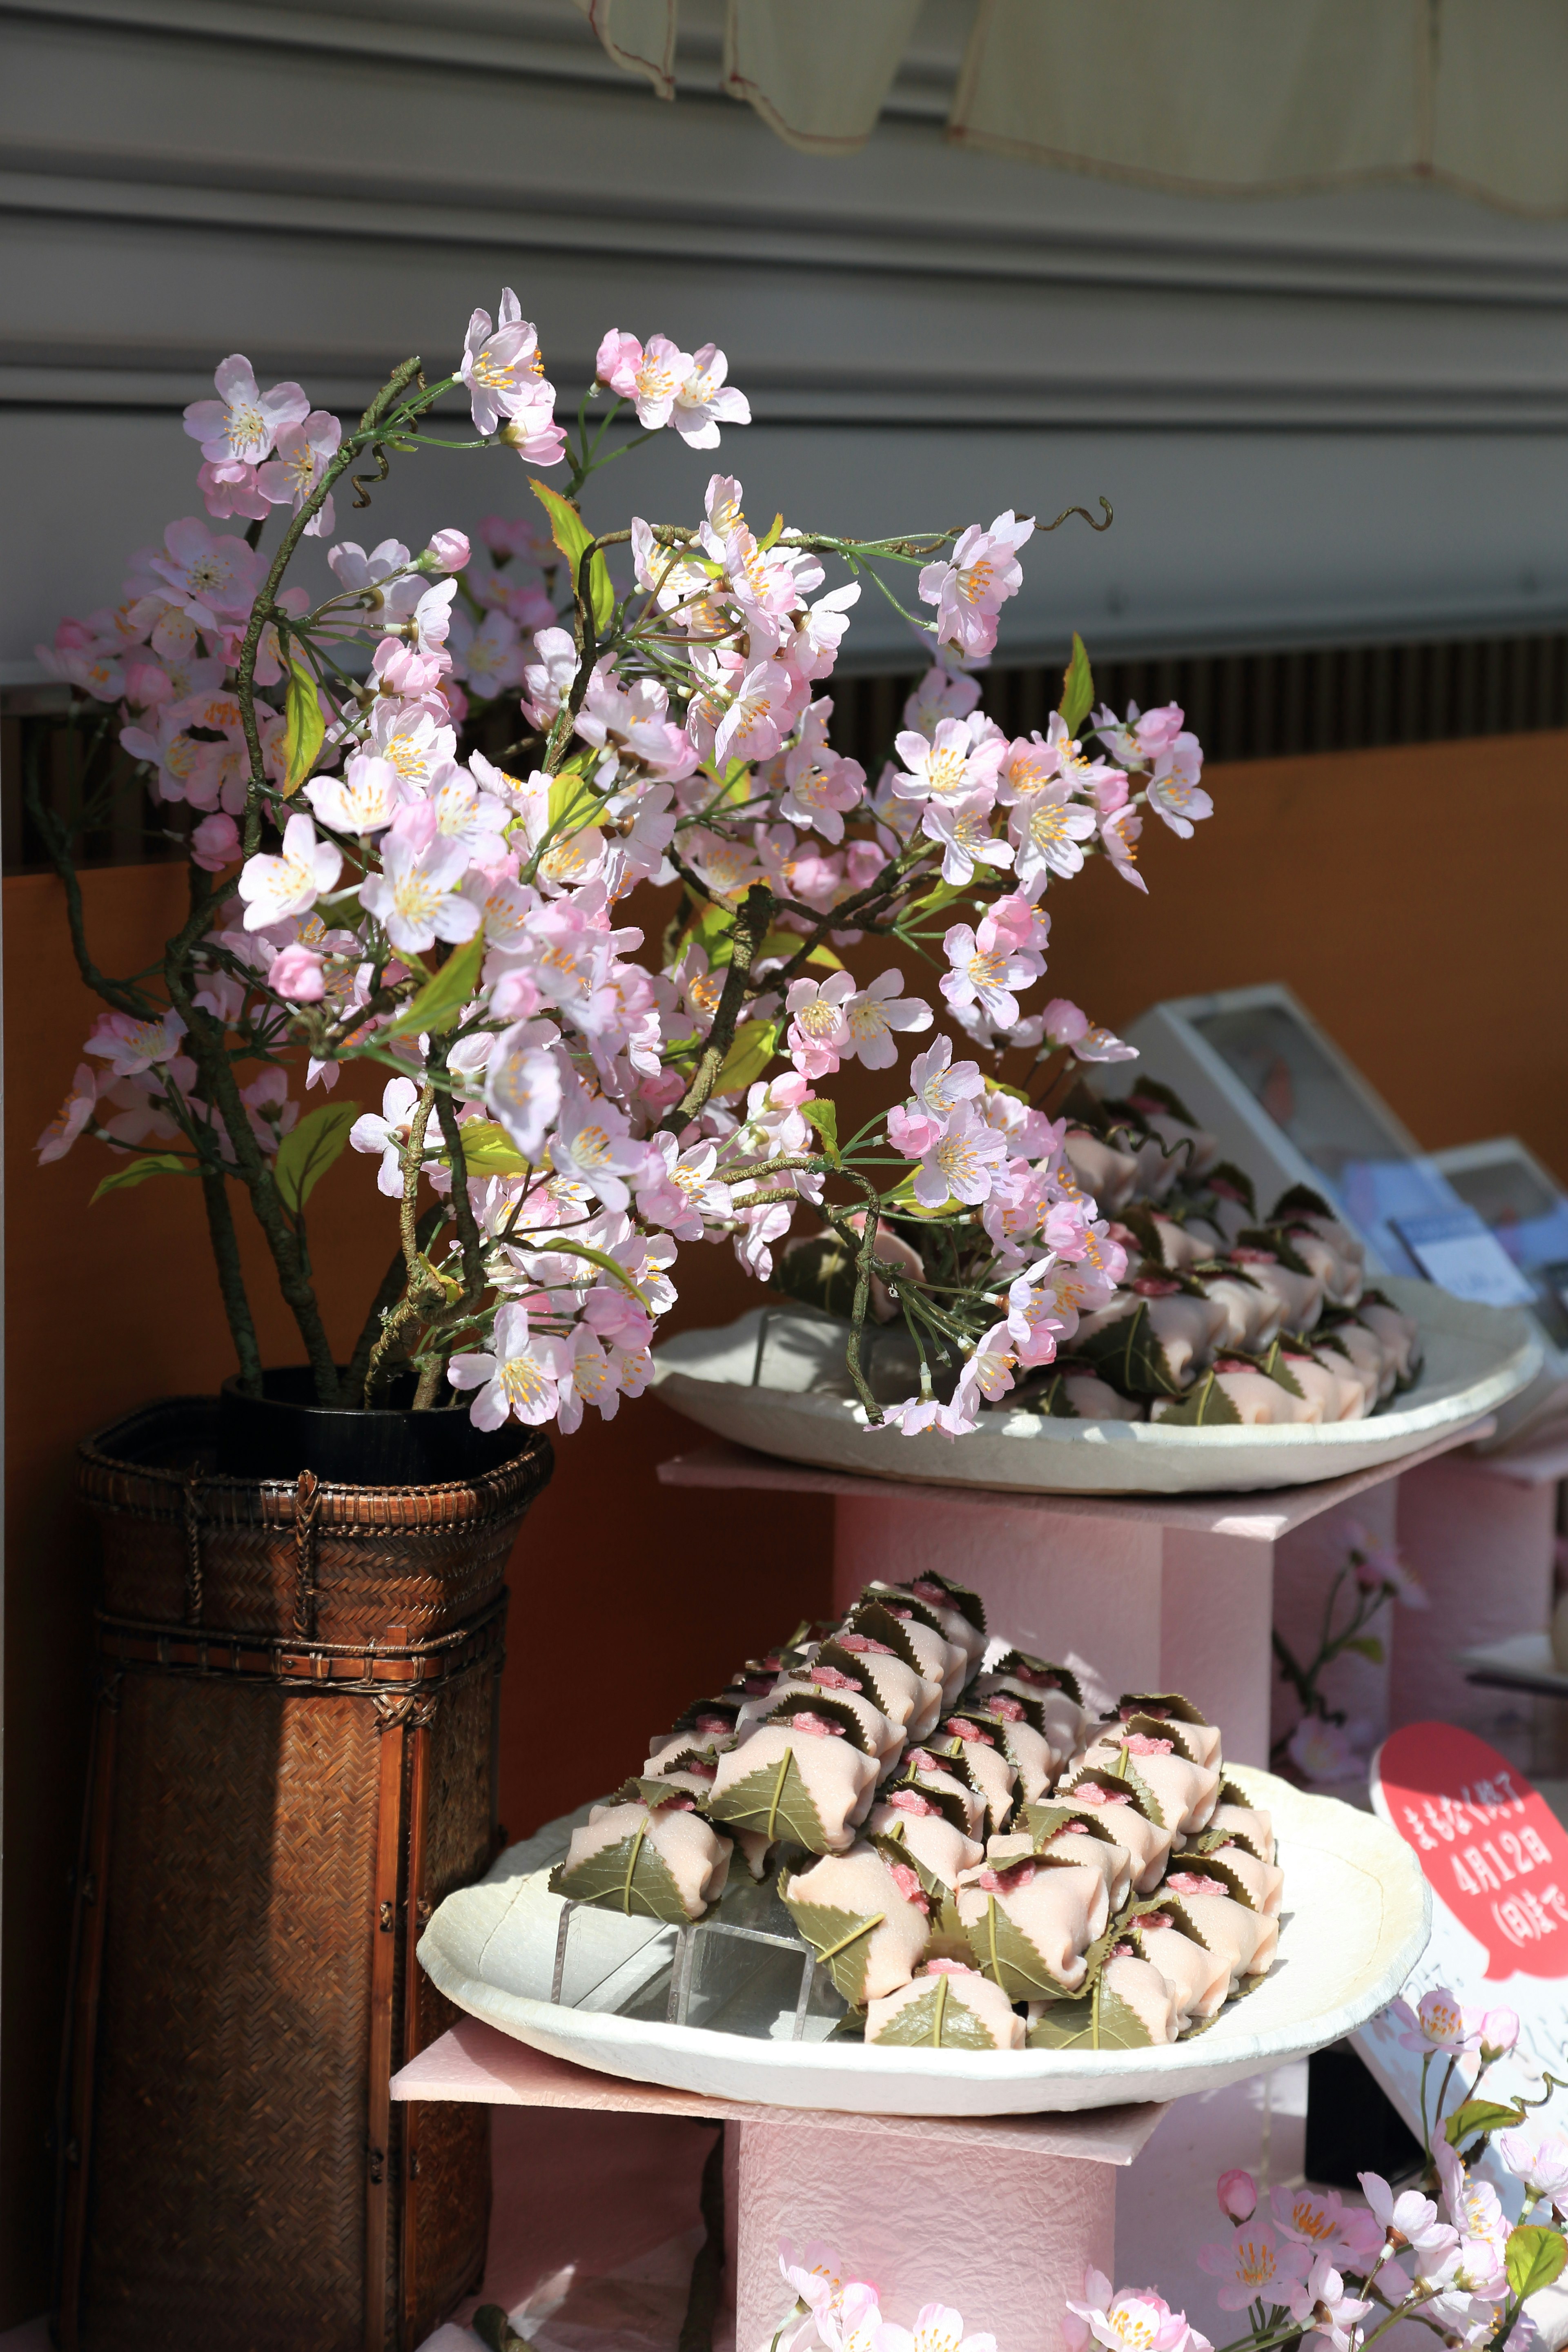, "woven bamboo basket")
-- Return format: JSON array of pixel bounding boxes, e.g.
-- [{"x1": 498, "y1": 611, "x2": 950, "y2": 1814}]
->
[{"x1": 53, "y1": 1396, "x2": 553, "y2": 2352}]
